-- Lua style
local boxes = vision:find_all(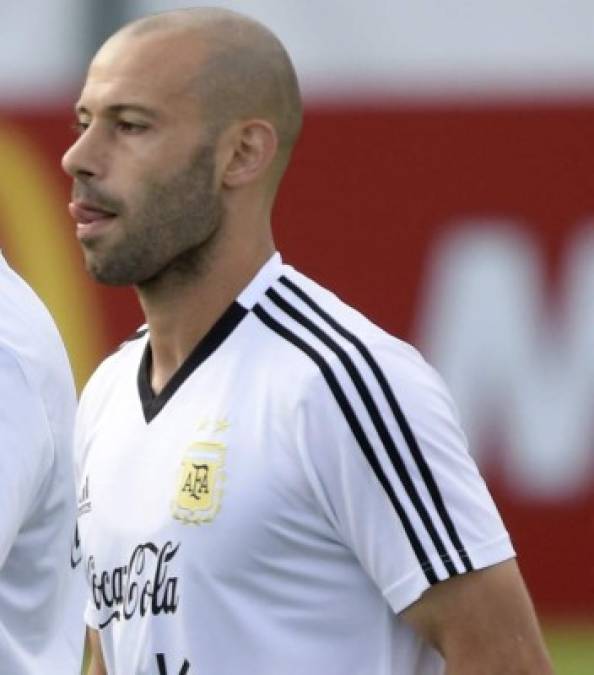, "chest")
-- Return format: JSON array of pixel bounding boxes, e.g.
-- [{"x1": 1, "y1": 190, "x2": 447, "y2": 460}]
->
[{"x1": 77, "y1": 366, "x2": 329, "y2": 584}]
